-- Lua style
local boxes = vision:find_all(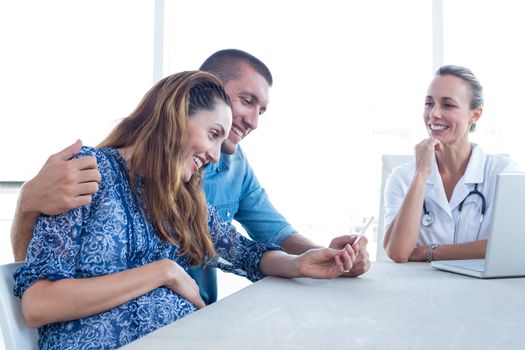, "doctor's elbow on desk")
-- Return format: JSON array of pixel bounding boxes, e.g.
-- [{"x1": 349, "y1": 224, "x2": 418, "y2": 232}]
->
[
  {"x1": 386, "y1": 250, "x2": 410, "y2": 263},
  {"x1": 383, "y1": 224, "x2": 413, "y2": 263},
  {"x1": 384, "y1": 240, "x2": 411, "y2": 263}
]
